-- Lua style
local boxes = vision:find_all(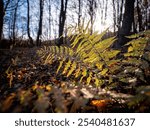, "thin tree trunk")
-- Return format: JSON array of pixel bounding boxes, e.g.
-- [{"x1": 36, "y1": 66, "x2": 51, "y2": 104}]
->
[
  {"x1": 112, "y1": 0, "x2": 116, "y2": 33},
  {"x1": 104, "y1": 0, "x2": 108, "y2": 21},
  {"x1": 78, "y1": 0, "x2": 81, "y2": 30},
  {"x1": 117, "y1": 0, "x2": 124, "y2": 35},
  {"x1": 58, "y1": 0, "x2": 68, "y2": 46},
  {"x1": 88, "y1": 0, "x2": 97, "y2": 35},
  {"x1": 36, "y1": 0, "x2": 44, "y2": 46},
  {"x1": 49, "y1": 0, "x2": 51, "y2": 43},
  {"x1": 27, "y1": 0, "x2": 33, "y2": 46},
  {"x1": 137, "y1": 0, "x2": 143, "y2": 31},
  {"x1": 12, "y1": 0, "x2": 19, "y2": 43},
  {"x1": 0, "y1": 0, "x2": 4, "y2": 40}
]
